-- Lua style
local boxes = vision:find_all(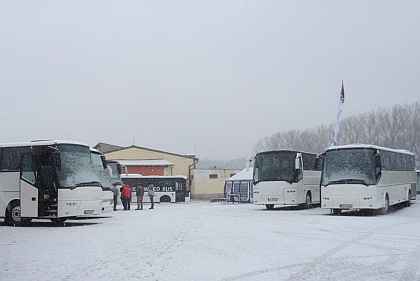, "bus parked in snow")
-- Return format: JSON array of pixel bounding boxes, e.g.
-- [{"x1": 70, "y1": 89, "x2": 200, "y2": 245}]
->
[
  {"x1": 121, "y1": 174, "x2": 190, "y2": 203},
  {"x1": 417, "y1": 170, "x2": 420, "y2": 195},
  {"x1": 106, "y1": 160, "x2": 124, "y2": 196},
  {"x1": 320, "y1": 144, "x2": 416, "y2": 215},
  {"x1": 0, "y1": 140, "x2": 103, "y2": 225},
  {"x1": 90, "y1": 148, "x2": 114, "y2": 213},
  {"x1": 248, "y1": 150, "x2": 322, "y2": 210}
]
